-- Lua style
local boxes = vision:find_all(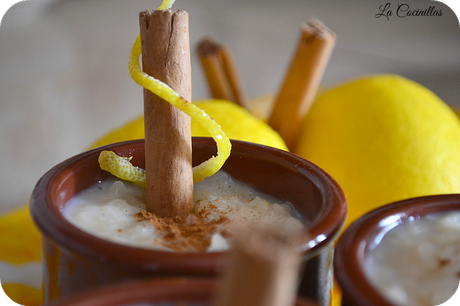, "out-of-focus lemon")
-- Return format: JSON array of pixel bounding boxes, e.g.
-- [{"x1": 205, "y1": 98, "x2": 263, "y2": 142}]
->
[
  {"x1": 89, "y1": 99, "x2": 288, "y2": 151},
  {"x1": 2, "y1": 284, "x2": 41, "y2": 306},
  {"x1": 451, "y1": 107, "x2": 460, "y2": 119},
  {"x1": 0, "y1": 205, "x2": 42, "y2": 305},
  {"x1": 0, "y1": 205, "x2": 41, "y2": 264},
  {"x1": 295, "y1": 74, "x2": 460, "y2": 227}
]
